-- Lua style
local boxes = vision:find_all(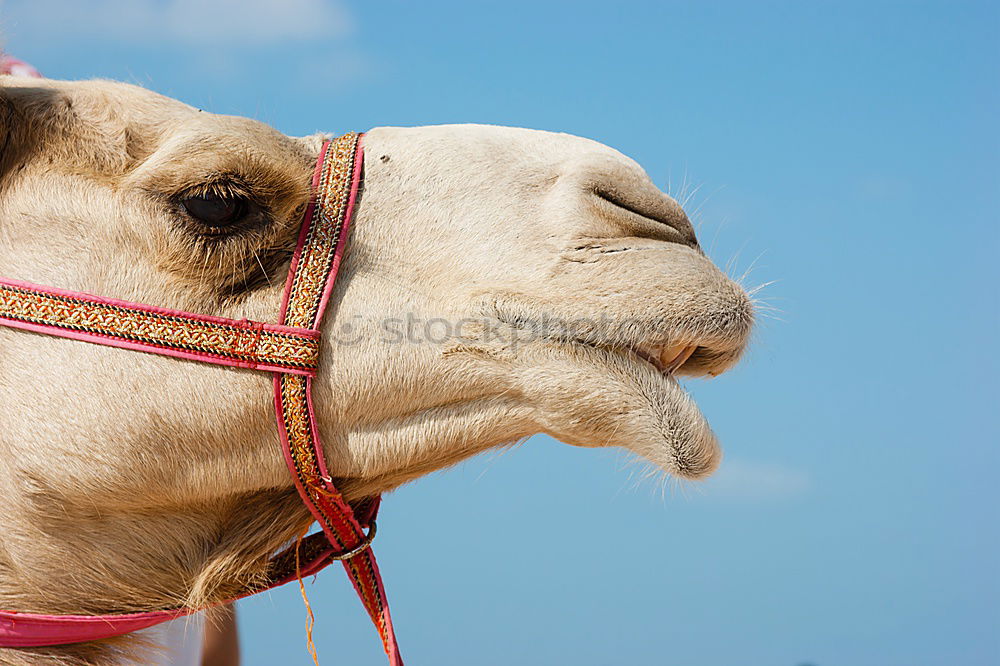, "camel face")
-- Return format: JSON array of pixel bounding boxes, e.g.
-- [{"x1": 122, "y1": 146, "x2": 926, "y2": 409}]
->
[{"x1": 1, "y1": 77, "x2": 752, "y2": 511}]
